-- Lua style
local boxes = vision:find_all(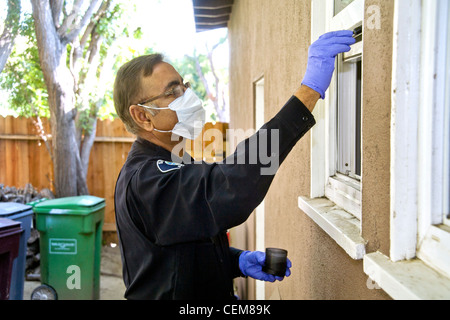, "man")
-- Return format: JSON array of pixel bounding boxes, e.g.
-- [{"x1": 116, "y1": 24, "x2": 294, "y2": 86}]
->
[{"x1": 113, "y1": 31, "x2": 355, "y2": 300}]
